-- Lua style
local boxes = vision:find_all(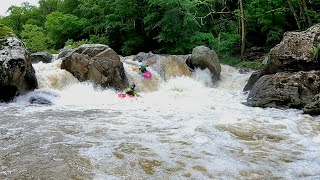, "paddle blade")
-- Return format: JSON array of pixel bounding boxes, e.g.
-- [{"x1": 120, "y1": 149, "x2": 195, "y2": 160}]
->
[
  {"x1": 147, "y1": 61, "x2": 156, "y2": 66},
  {"x1": 132, "y1": 67, "x2": 138, "y2": 71}
]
